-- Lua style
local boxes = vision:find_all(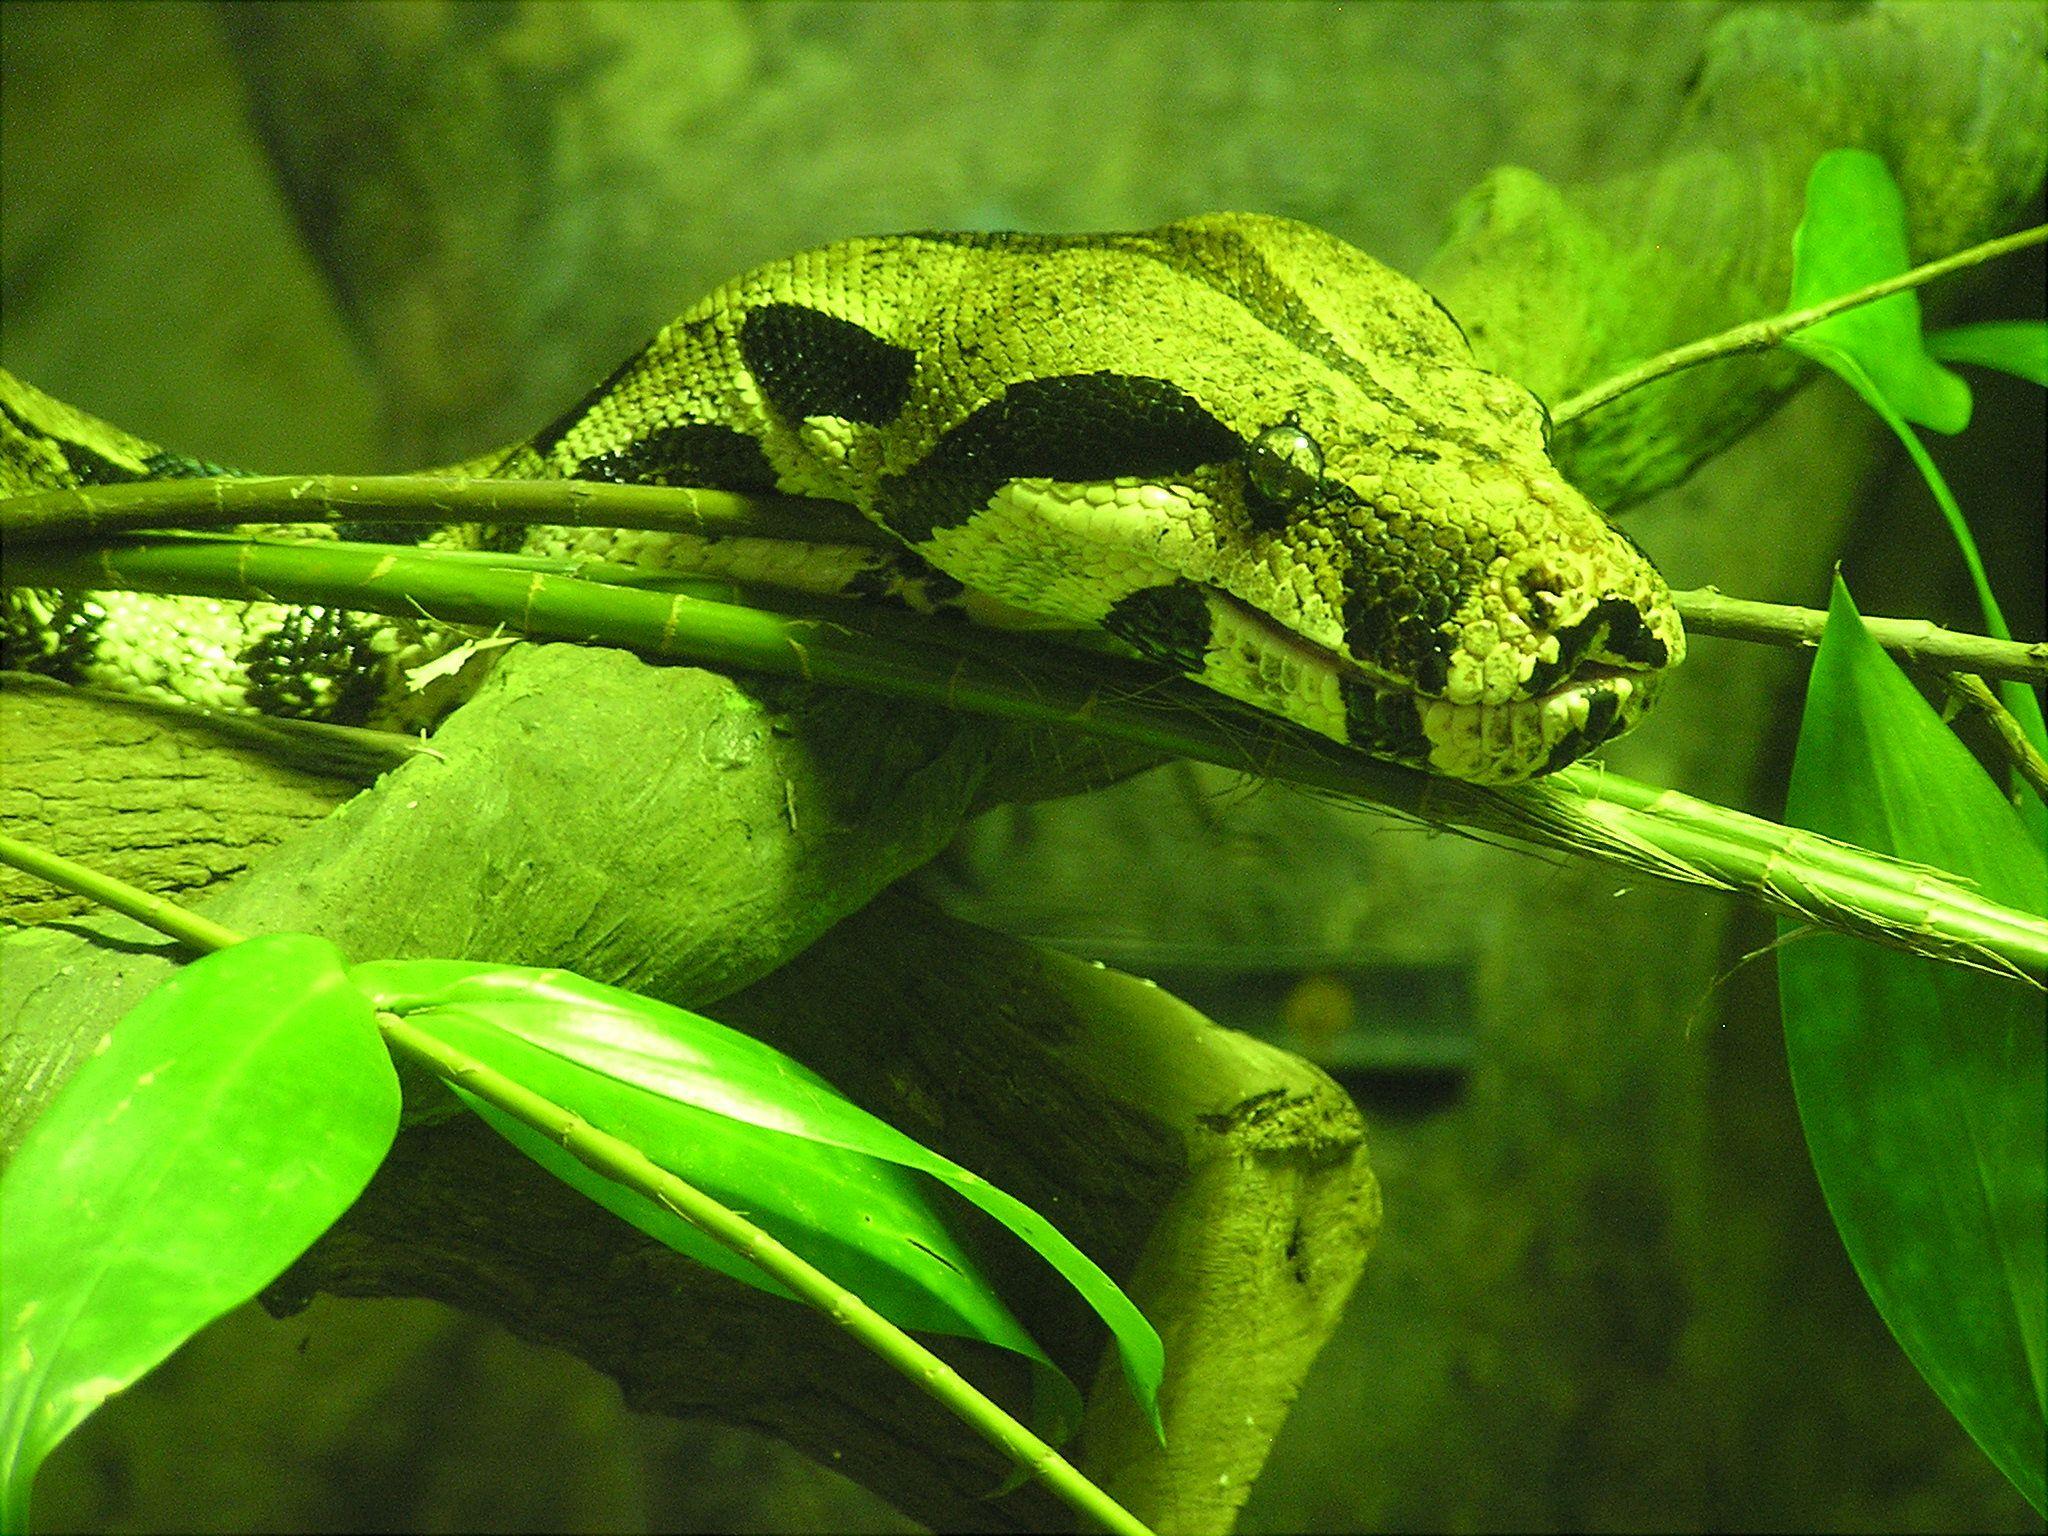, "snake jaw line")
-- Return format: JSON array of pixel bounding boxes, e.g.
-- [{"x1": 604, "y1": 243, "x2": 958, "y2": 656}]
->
[{"x1": 1203, "y1": 584, "x2": 1671, "y2": 785}]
